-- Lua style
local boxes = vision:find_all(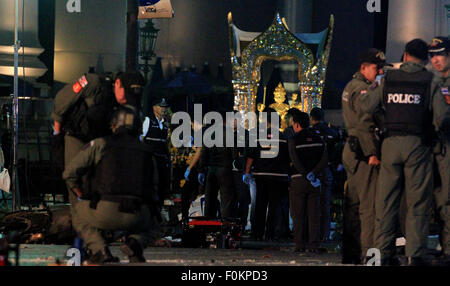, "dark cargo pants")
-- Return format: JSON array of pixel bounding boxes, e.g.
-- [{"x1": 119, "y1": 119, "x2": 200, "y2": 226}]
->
[
  {"x1": 204, "y1": 166, "x2": 236, "y2": 218},
  {"x1": 289, "y1": 176, "x2": 321, "y2": 249}
]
